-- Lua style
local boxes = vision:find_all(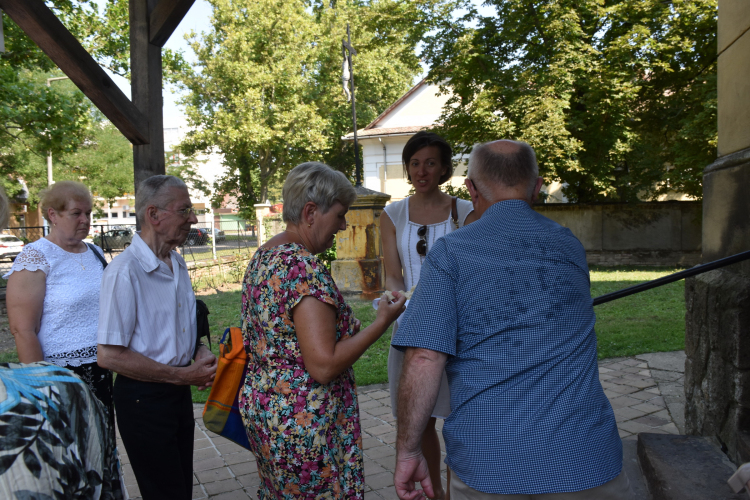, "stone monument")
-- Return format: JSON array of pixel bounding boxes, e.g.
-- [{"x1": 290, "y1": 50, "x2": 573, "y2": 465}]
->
[
  {"x1": 684, "y1": 0, "x2": 750, "y2": 464},
  {"x1": 332, "y1": 185, "x2": 390, "y2": 298}
]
